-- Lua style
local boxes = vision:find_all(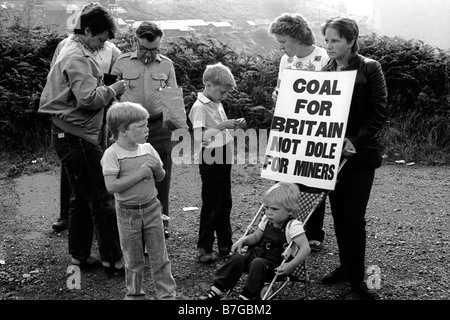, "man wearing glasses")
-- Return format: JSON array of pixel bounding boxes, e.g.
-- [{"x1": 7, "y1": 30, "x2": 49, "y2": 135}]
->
[{"x1": 112, "y1": 21, "x2": 180, "y2": 238}]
